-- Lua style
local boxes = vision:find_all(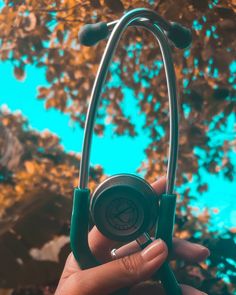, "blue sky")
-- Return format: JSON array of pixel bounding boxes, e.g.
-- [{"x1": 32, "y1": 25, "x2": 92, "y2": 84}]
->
[
  {"x1": 0, "y1": 0, "x2": 235, "y2": 229},
  {"x1": 0, "y1": 61, "x2": 235, "y2": 229},
  {"x1": 0, "y1": 62, "x2": 148, "y2": 174}
]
